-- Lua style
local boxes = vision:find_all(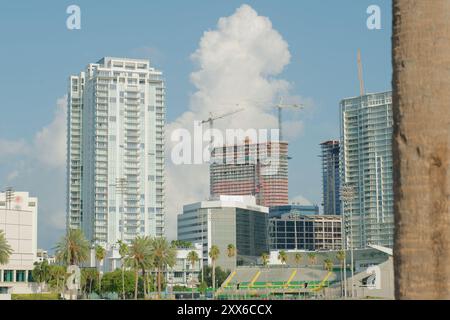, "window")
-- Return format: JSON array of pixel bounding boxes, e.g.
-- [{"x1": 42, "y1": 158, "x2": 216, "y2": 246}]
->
[
  {"x1": 16, "y1": 270, "x2": 26, "y2": 282},
  {"x1": 3, "y1": 270, "x2": 13, "y2": 282}
]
